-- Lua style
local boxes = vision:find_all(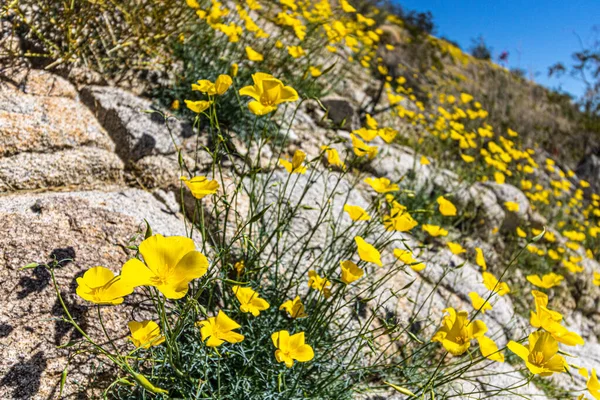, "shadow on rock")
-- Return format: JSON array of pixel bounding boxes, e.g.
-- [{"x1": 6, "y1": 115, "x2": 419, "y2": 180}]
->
[{"x1": 0, "y1": 351, "x2": 46, "y2": 399}]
